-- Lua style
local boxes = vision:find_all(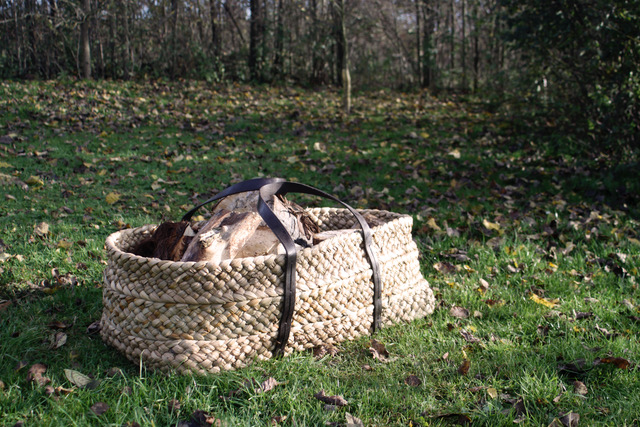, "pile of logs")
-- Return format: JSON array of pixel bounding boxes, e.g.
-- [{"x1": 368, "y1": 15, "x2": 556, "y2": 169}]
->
[{"x1": 131, "y1": 191, "x2": 379, "y2": 263}]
